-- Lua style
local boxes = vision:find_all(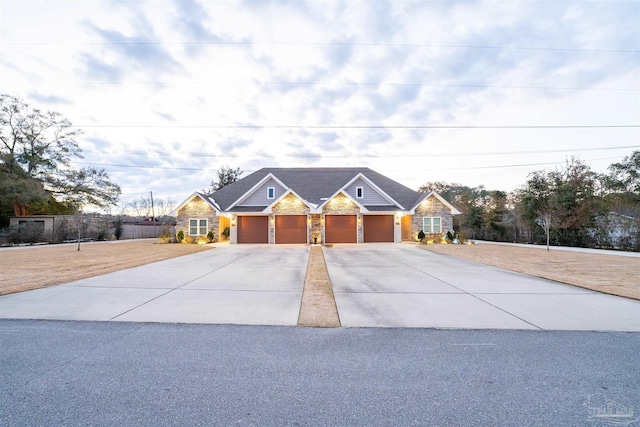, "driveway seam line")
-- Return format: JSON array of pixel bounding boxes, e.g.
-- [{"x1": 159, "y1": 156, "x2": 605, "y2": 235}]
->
[
  {"x1": 386, "y1": 248, "x2": 544, "y2": 330},
  {"x1": 108, "y1": 246, "x2": 266, "y2": 321}
]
